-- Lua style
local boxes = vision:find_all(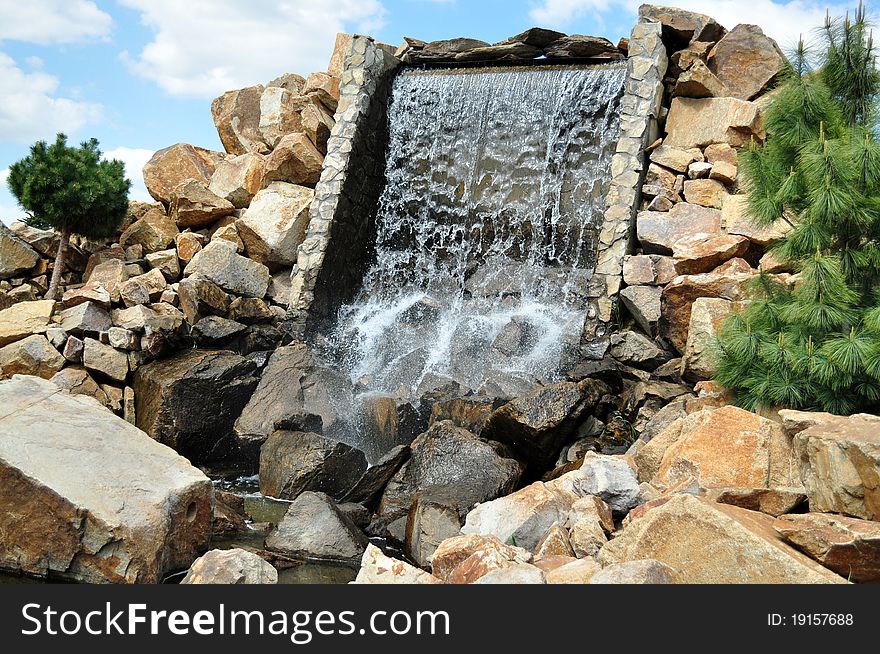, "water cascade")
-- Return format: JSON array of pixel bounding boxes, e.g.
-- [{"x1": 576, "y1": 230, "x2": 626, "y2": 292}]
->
[{"x1": 320, "y1": 63, "x2": 626, "y2": 458}]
